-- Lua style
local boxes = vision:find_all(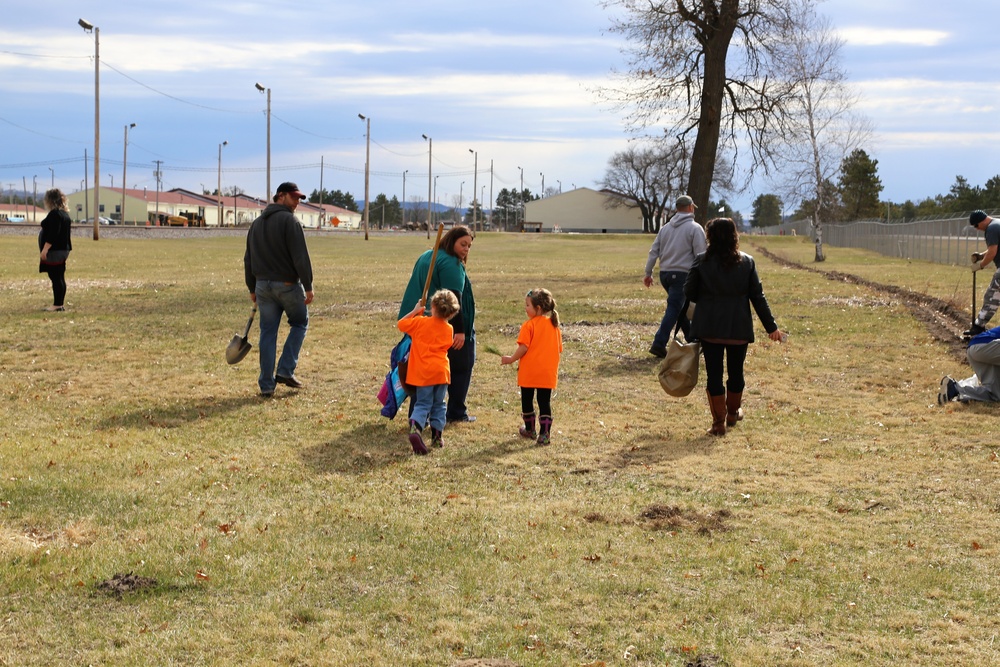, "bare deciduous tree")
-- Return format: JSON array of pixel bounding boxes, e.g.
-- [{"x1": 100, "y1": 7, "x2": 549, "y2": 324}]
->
[
  {"x1": 602, "y1": 138, "x2": 734, "y2": 232},
  {"x1": 603, "y1": 0, "x2": 804, "y2": 220},
  {"x1": 772, "y1": 0, "x2": 873, "y2": 261}
]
